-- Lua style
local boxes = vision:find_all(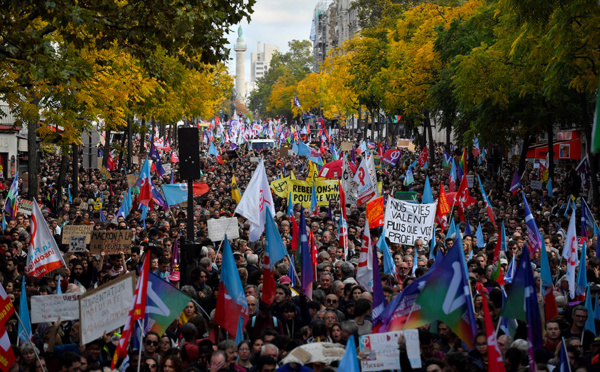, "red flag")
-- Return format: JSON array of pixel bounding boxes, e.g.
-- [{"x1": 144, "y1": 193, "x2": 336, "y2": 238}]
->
[
  {"x1": 171, "y1": 151, "x2": 179, "y2": 163},
  {"x1": 291, "y1": 216, "x2": 299, "y2": 251},
  {"x1": 478, "y1": 288, "x2": 506, "y2": 372},
  {"x1": 544, "y1": 289, "x2": 559, "y2": 322},
  {"x1": 138, "y1": 158, "x2": 153, "y2": 206},
  {"x1": 436, "y1": 182, "x2": 450, "y2": 231},
  {"x1": 338, "y1": 181, "x2": 348, "y2": 257},
  {"x1": 112, "y1": 254, "x2": 150, "y2": 369},
  {"x1": 455, "y1": 176, "x2": 473, "y2": 222},
  {"x1": 0, "y1": 324, "x2": 15, "y2": 372},
  {"x1": 366, "y1": 196, "x2": 384, "y2": 228},
  {"x1": 418, "y1": 147, "x2": 428, "y2": 167},
  {"x1": 0, "y1": 284, "x2": 14, "y2": 326}
]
